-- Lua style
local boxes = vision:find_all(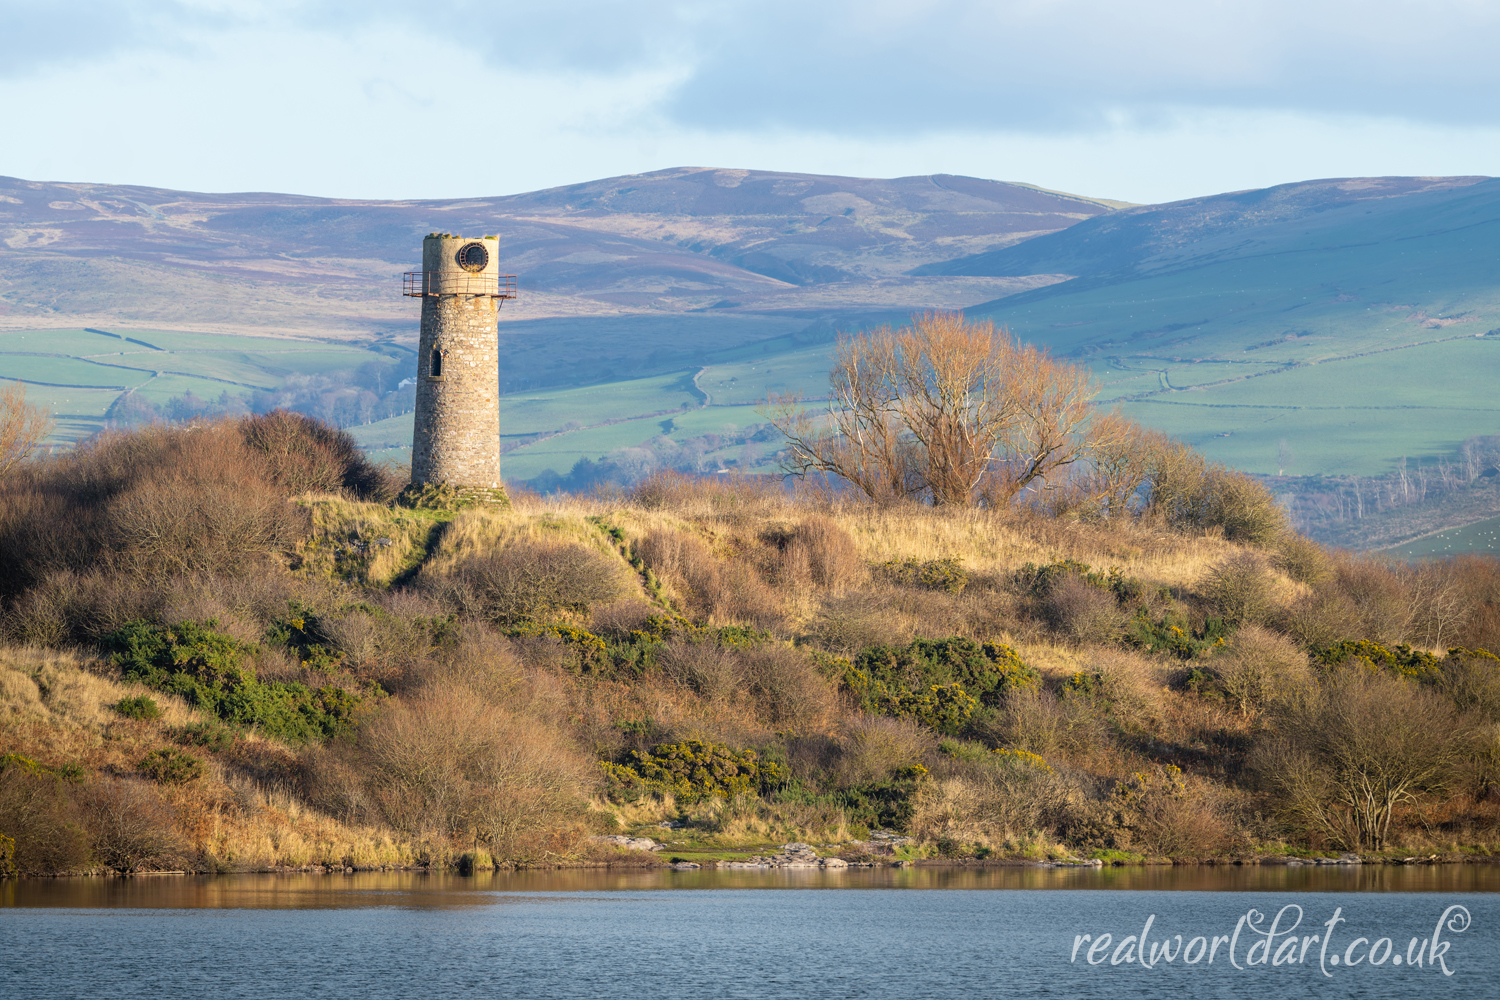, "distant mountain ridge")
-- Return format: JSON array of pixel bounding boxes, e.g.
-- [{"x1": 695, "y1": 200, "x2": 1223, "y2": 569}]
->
[
  {"x1": 0, "y1": 167, "x2": 1115, "y2": 387},
  {"x1": 916, "y1": 175, "x2": 1488, "y2": 281}
]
